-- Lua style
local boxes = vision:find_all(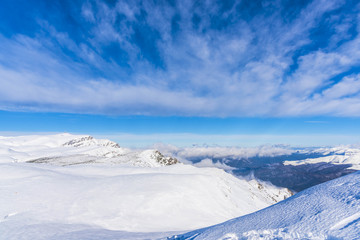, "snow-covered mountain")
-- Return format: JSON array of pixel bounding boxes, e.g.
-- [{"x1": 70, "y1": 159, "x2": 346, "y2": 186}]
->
[
  {"x1": 0, "y1": 133, "x2": 178, "y2": 167},
  {"x1": 169, "y1": 170, "x2": 360, "y2": 240},
  {"x1": 284, "y1": 145, "x2": 360, "y2": 170},
  {"x1": 62, "y1": 135, "x2": 121, "y2": 148},
  {"x1": 0, "y1": 134, "x2": 292, "y2": 239}
]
